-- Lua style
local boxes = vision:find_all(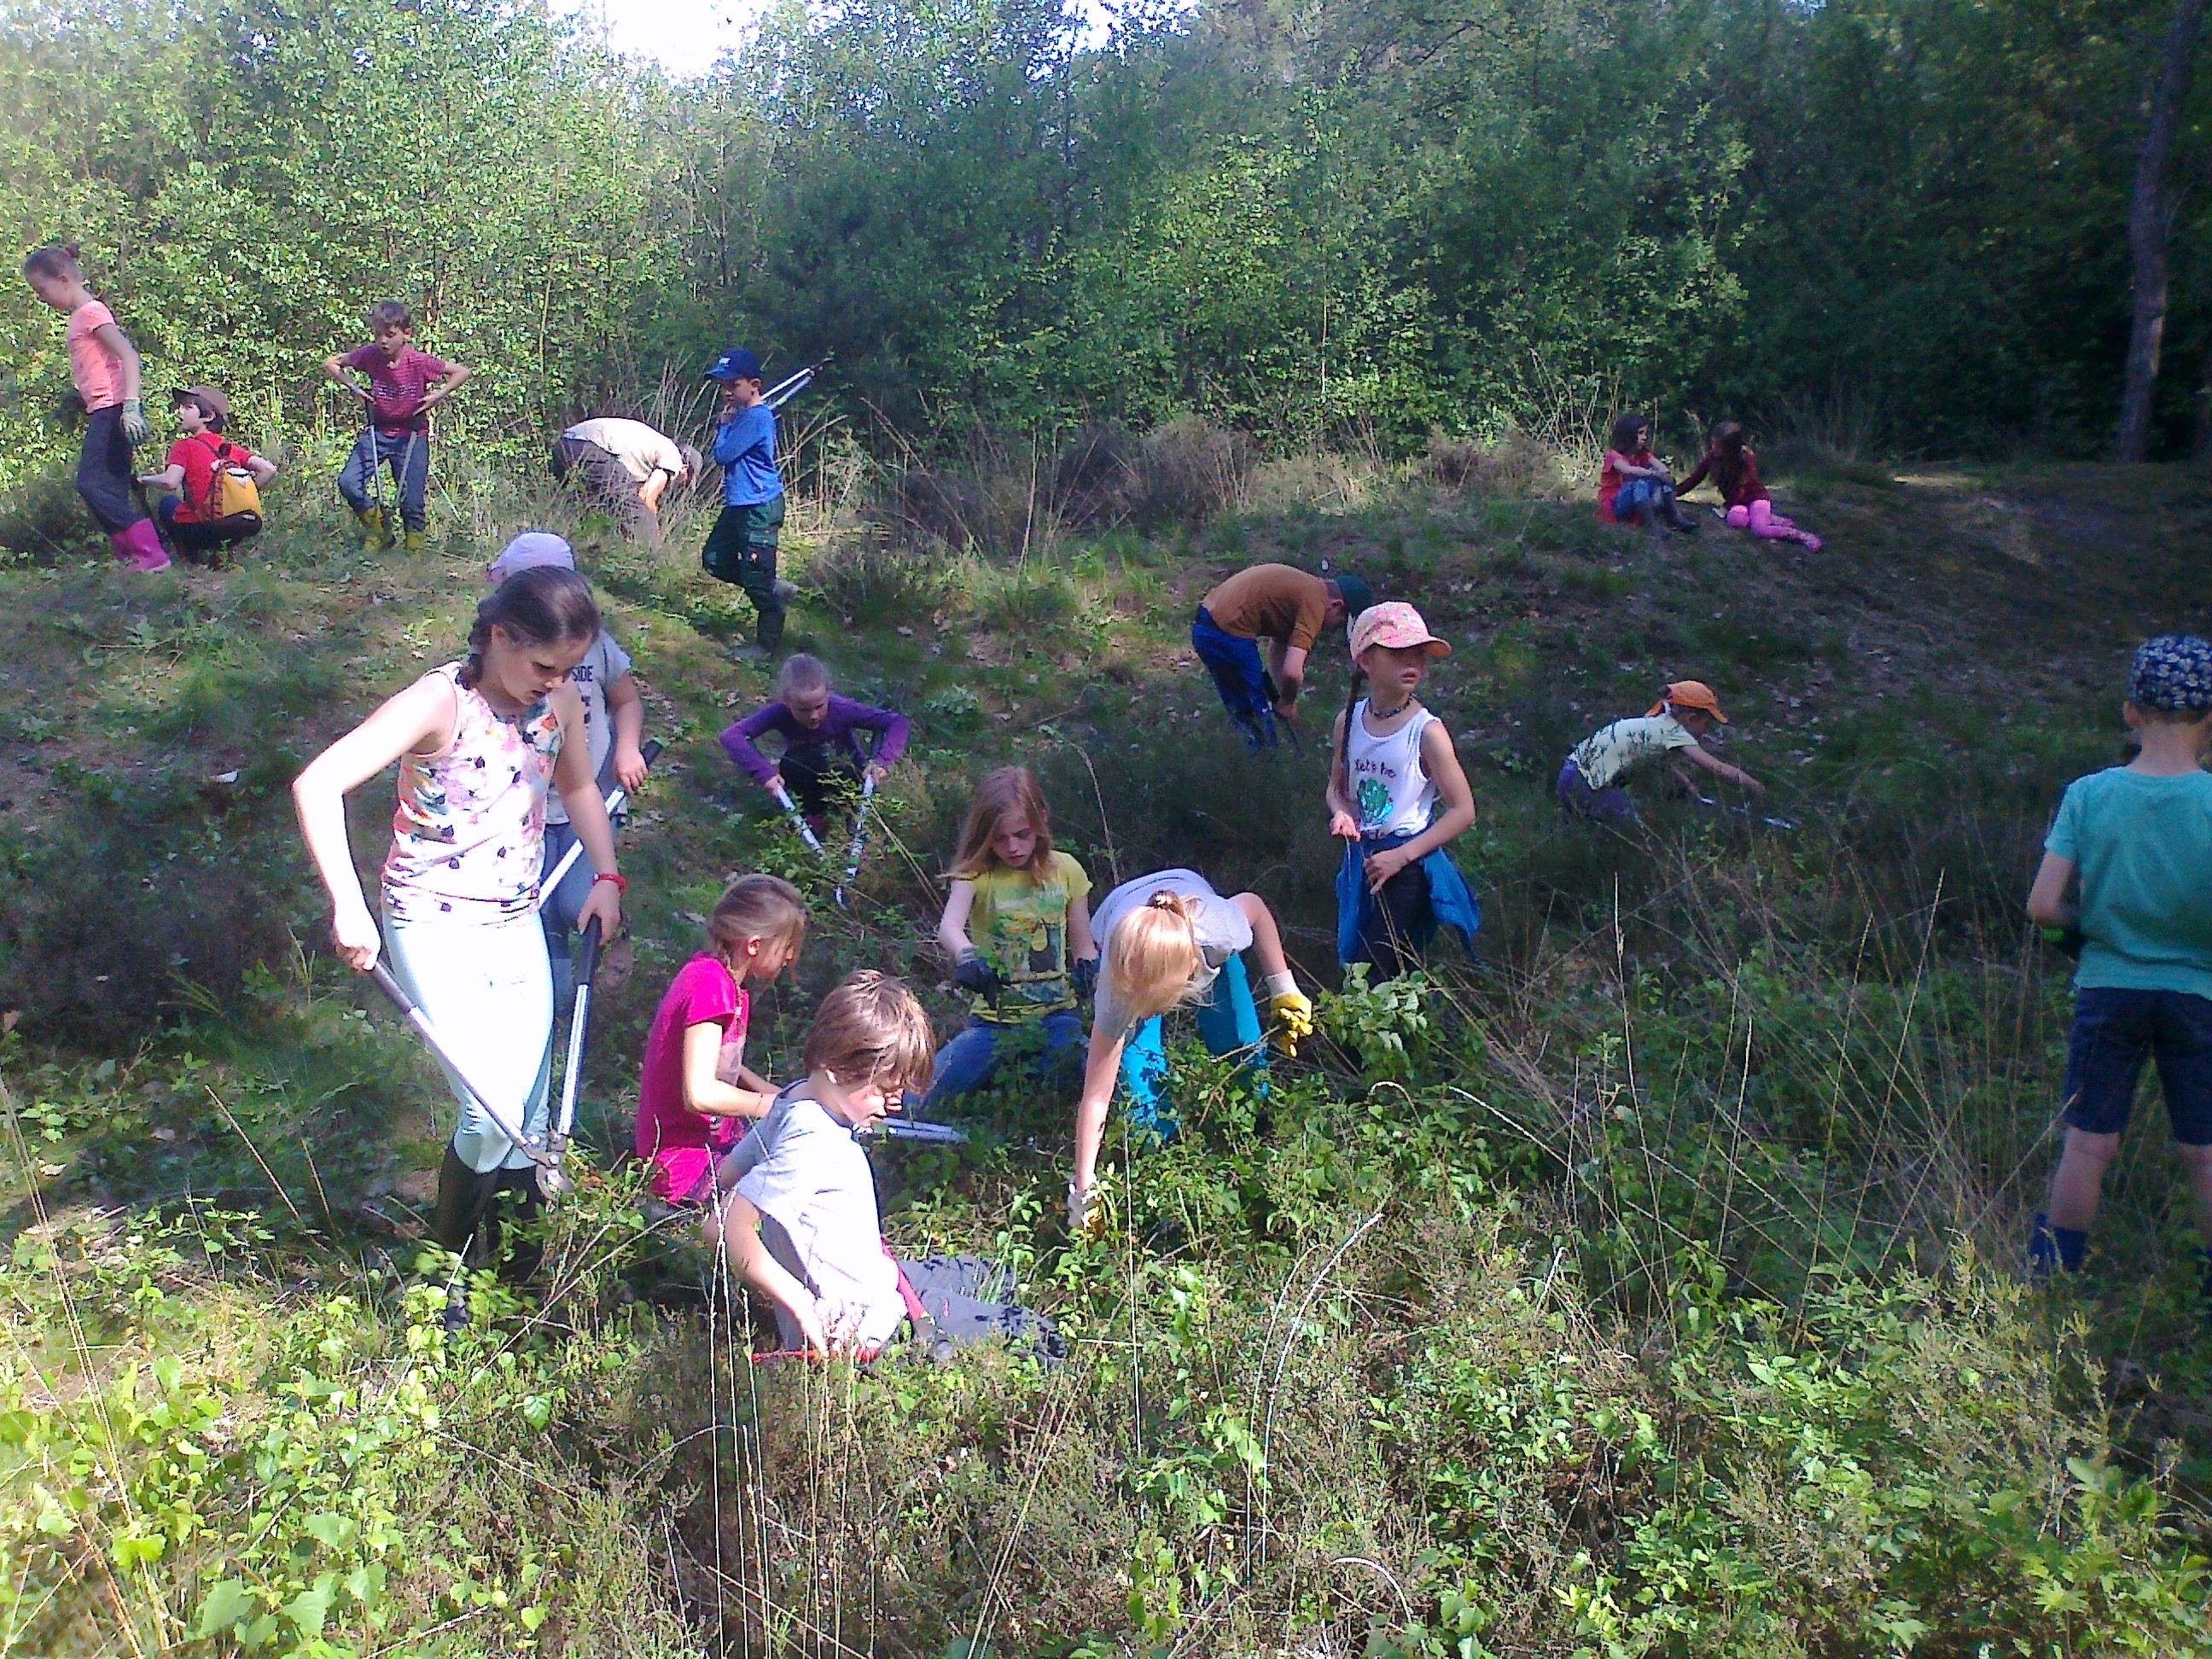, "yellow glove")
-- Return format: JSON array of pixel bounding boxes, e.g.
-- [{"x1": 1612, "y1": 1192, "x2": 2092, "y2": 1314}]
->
[{"x1": 1266, "y1": 987, "x2": 1314, "y2": 1057}]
